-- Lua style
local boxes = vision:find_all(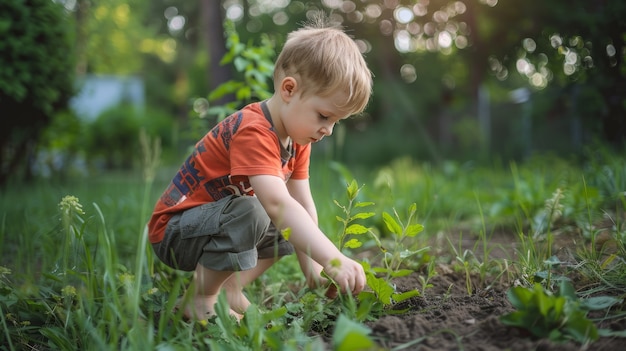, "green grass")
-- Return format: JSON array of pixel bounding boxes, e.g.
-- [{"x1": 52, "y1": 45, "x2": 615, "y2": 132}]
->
[{"x1": 1, "y1": 145, "x2": 625, "y2": 349}]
